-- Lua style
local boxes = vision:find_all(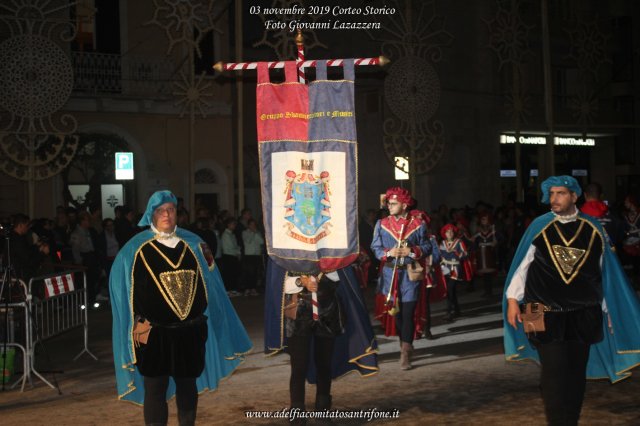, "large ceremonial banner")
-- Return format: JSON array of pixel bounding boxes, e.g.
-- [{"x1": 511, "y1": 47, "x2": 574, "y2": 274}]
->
[{"x1": 257, "y1": 60, "x2": 358, "y2": 273}]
